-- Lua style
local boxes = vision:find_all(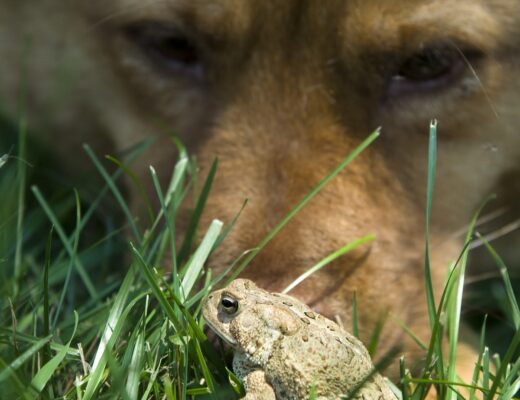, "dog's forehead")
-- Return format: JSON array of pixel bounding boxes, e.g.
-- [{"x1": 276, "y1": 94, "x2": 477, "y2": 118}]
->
[{"x1": 86, "y1": 0, "x2": 518, "y2": 51}]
